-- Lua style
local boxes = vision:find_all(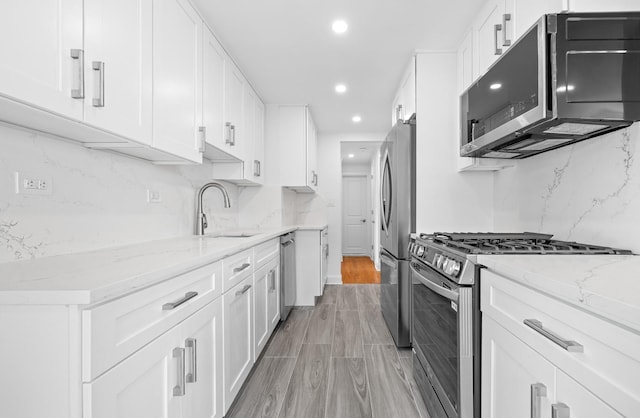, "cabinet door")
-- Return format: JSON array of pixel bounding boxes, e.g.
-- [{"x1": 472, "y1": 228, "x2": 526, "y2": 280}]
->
[
  {"x1": 458, "y1": 30, "x2": 474, "y2": 94},
  {"x1": 306, "y1": 109, "x2": 318, "y2": 189},
  {"x1": 83, "y1": 0, "x2": 152, "y2": 143},
  {"x1": 253, "y1": 263, "x2": 269, "y2": 360},
  {"x1": 252, "y1": 98, "x2": 265, "y2": 184},
  {"x1": 242, "y1": 87, "x2": 256, "y2": 179},
  {"x1": 267, "y1": 261, "x2": 280, "y2": 333},
  {"x1": 203, "y1": 28, "x2": 227, "y2": 151},
  {"x1": 0, "y1": 0, "x2": 83, "y2": 119},
  {"x1": 224, "y1": 61, "x2": 244, "y2": 155},
  {"x1": 554, "y1": 370, "x2": 624, "y2": 418},
  {"x1": 182, "y1": 298, "x2": 224, "y2": 418},
  {"x1": 482, "y1": 316, "x2": 556, "y2": 418},
  {"x1": 509, "y1": 0, "x2": 563, "y2": 41},
  {"x1": 399, "y1": 58, "x2": 416, "y2": 121},
  {"x1": 153, "y1": 0, "x2": 203, "y2": 163},
  {"x1": 475, "y1": 0, "x2": 507, "y2": 77},
  {"x1": 567, "y1": 0, "x2": 640, "y2": 12},
  {"x1": 223, "y1": 276, "x2": 253, "y2": 413},
  {"x1": 83, "y1": 326, "x2": 182, "y2": 418}
]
